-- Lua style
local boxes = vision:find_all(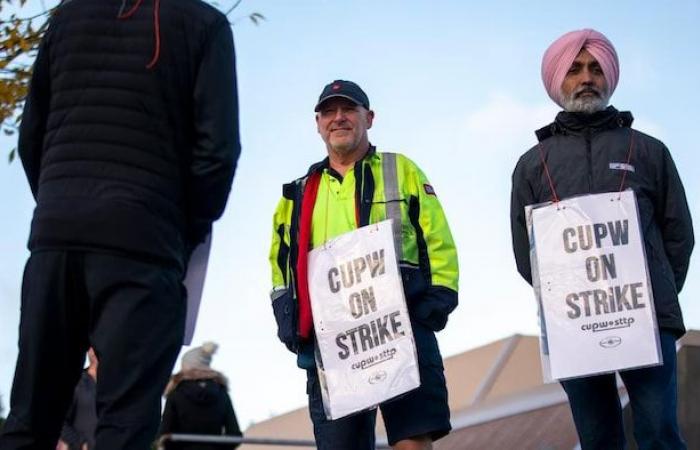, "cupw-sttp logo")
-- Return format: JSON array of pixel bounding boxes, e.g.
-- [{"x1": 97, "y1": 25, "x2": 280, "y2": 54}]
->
[
  {"x1": 368, "y1": 370, "x2": 387, "y2": 384},
  {"x1": 599, "y1": 336, "x2": 622, "y2": 348}
]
